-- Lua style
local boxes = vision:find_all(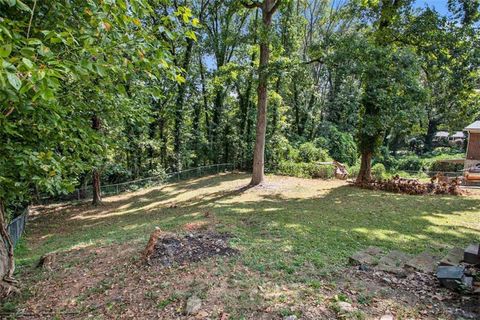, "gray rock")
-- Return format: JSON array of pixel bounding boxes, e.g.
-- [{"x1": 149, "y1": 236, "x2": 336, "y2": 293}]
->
[
  {"x1": 405, "y1": 252, "x2": 438, "y2": 274},
  {"x1": 376, "y1": 250, "x2": 411, "y2": 276},
  {"x1": 439, "y1": 247, "x2": 464, "y2": 266},
  {"x1": 185, "y1": 295, "x2": 202, "y2": 315},
  {"x1": 380, "y1": 314, "x2": 394, "y2": 320},
  {"x1": 284, "y1": 316, "x2": 297, "y2": 320},
  {"x1": 337, "y1": 301, "x2": 355, "y2": 313},
  {"x1": 350, "y1": 247, "x2": 383, "y2": 266}
]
